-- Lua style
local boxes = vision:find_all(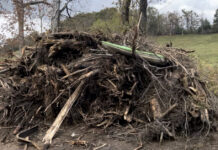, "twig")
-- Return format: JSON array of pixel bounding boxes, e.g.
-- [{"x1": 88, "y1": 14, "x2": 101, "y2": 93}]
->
[
  {"x1": 0, "y1": 68, "x2": 10, "y2": 74},
  {"x1": 61, "y1": 66, "x2": 92, "y2": 80},
  {"x1": 134, "y1": 135, "x2": 143, "y2": 150},
  {"x1": 44, "y1": 90, "x2": 65, "y2": 112},
  {"x1": 159, "y1": 103, "x2": 178, "y2": 119},
  {"x1": 156, "y1": 120, "x2": 175, "y2": 138},
  {"x1": 93, "y1": 143, "x2": 107, "y2": 150},
  {"x1": 0, "y1": 126, "x2": 16, "y2": 129}
]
